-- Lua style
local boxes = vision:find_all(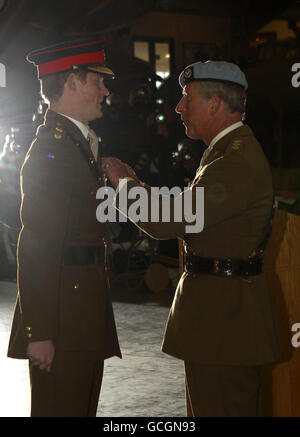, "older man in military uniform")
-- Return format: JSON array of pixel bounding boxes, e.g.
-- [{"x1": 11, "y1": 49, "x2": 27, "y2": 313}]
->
[
  {"x1": 7, "y1": 39, "x2": 121, "y2": 417},
  {"x1": 102, "y1": 61, "x2": 281, "y2": 417}
]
